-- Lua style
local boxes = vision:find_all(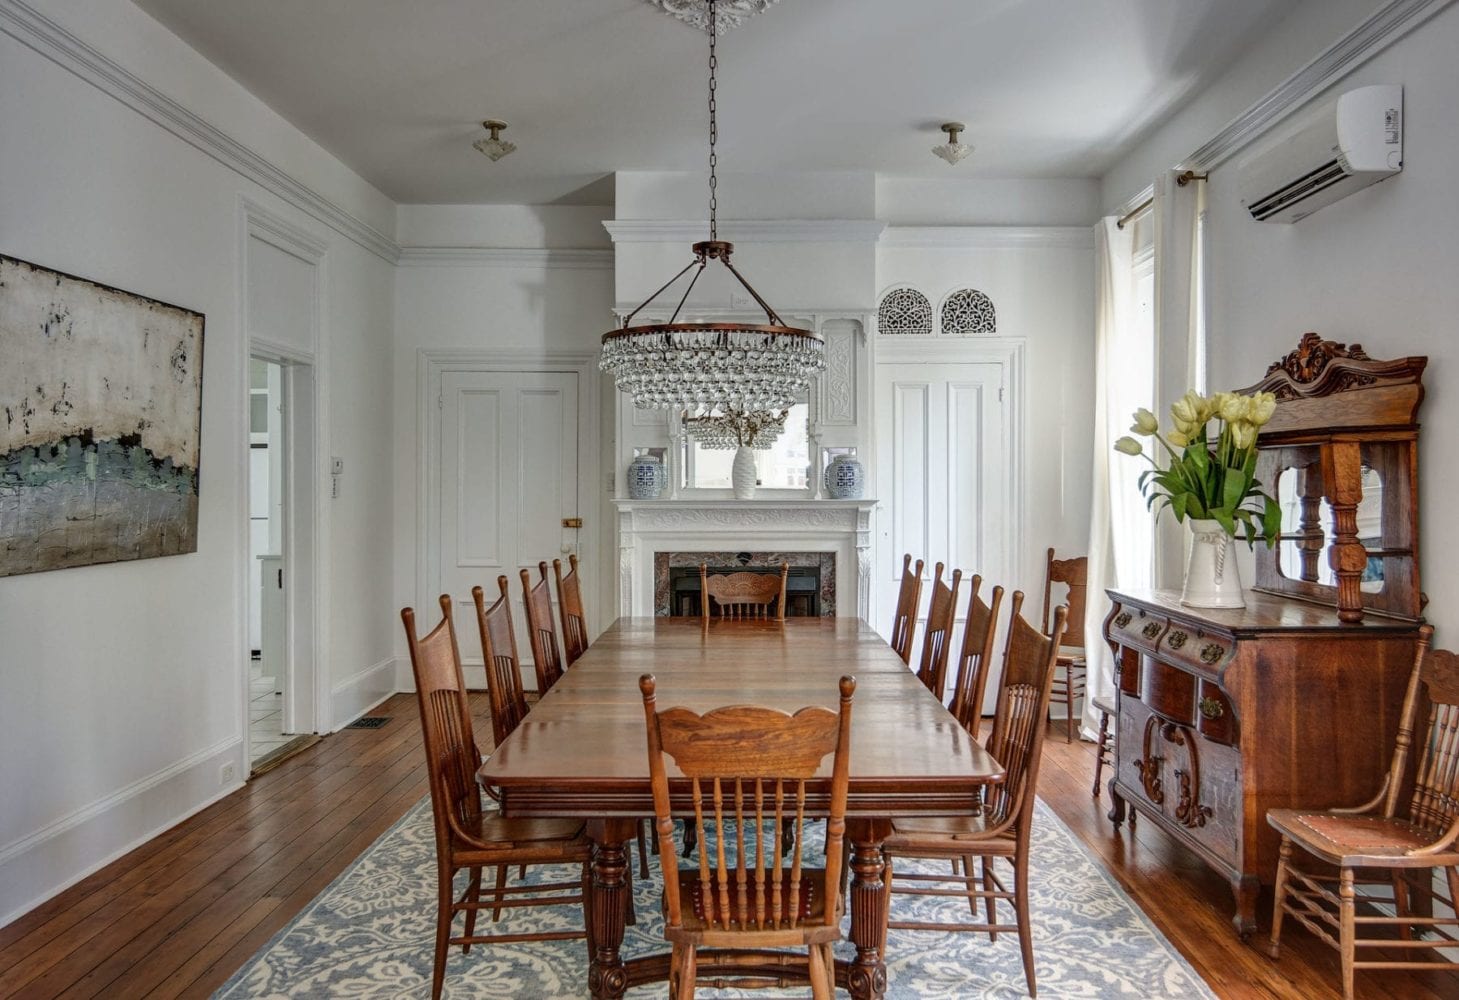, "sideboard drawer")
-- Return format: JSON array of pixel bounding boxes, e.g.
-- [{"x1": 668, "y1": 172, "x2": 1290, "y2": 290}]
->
[
  {"x1": 1109, "y1": 604, "x2": 1168, "y2": 655},
  {"x1": 1160, "y1": 624, "x2": 1233, "y2": 675},
  {"x1": 1196, "y1": 681, "x2": 1238, "y2": 746},
  {"x1": 1141, "y1": 656, "x2": 1196, "y2": 724}
]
